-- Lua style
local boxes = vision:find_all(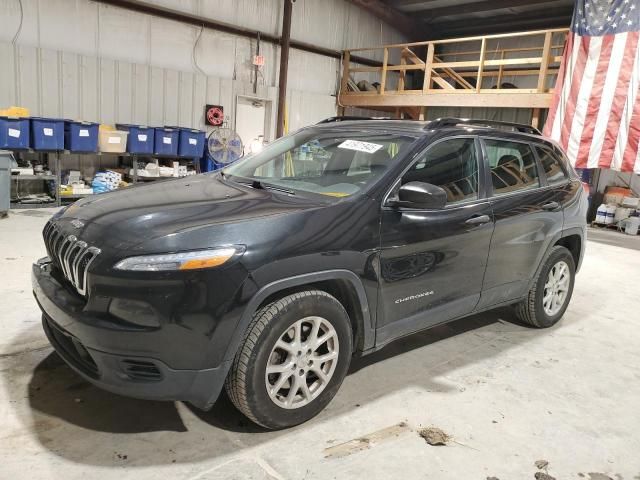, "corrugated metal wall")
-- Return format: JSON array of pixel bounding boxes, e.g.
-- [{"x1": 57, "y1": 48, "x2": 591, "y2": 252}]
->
[{"x1": 0, "y1": 0, "x2": 406, "y2": 136}]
